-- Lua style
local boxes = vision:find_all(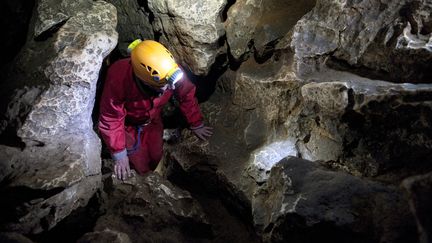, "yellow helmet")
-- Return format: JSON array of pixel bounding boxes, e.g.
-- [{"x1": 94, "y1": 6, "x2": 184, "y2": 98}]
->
[{"x1": 130, "y1": 40, "x2": 183, "y2": 89}]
